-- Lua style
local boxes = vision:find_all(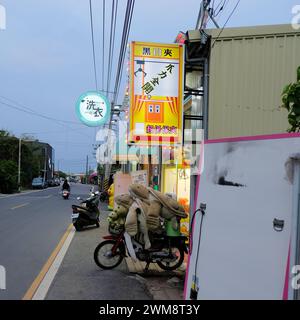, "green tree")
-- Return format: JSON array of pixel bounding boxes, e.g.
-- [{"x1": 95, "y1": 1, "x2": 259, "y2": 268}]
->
[
  {"x1": 0, "y1": 130, "x2": 43, "y2": 190},
  {"x1": 0, "y1": 130, "x2": 12, "y2": 137},
  {"x1": 282, "y1": 66, "x2": 300, "y2": 132},
  {"x1": 0, "y1": 160, "x2": 18, "y2": 193}
]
